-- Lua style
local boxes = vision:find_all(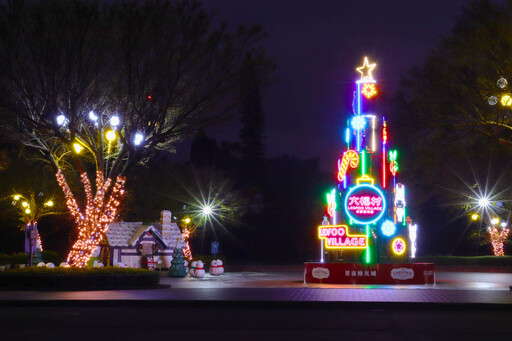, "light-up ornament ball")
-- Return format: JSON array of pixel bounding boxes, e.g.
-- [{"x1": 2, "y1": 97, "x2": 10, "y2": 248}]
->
[
  {"x1": 106, "y1": 130, "x2": 116, "y2": 141},
  {"x1": 88, "y1": 111, "x2": 98, "y2": 121},
  {"x1": 488, "y1": 96, "x2": 498, "y2": 106},
  {"x1": 491, "y1": 217, "x2": 500, "y2": 225},
  {"x1": 471, "y1": 213, "x2": 479, "y2": 221},
  {"x1": 13, "y1": 195, "x2": 20, "y2": 201},
  {"x1": 501, "y1": 222, "x2": 508, "y2": 228},
  {"x1": 381, "y1": 220, "x2": 396, "y2": 237},
  {"x1": 351, "y1": 116, "x2": 366, "y2": 130},
  {"x1": 22, "y1": 201, "x2": 28, "y2": 207},
  {"x1": 25, "y1": 208, "x2": 30, "y2": 214},
  {"x1": 391, "y1": 237, "x2": 406, "y2": 255},
  {"x1": 45, "y1": 201, "x2": 54, "y2": 207},
  {"x1": 497, "y1": 77, "x2": 508, "y2": 89},
  {"x1": 362, "y1": 83, "x2": 377, "y2": 99},
  {"x1": 56, "y1": 114, "x2": 67, "y2": 126},
  {"x1": 500, "y1": 95, "x2": 512, "y2": 106}
]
